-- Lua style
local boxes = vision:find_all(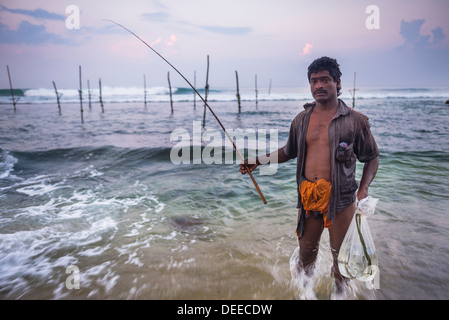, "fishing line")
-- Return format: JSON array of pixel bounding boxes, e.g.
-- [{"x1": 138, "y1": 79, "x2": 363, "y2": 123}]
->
[{"x1": 106, "y1": 20, "x2": 267, "y2": 204}]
